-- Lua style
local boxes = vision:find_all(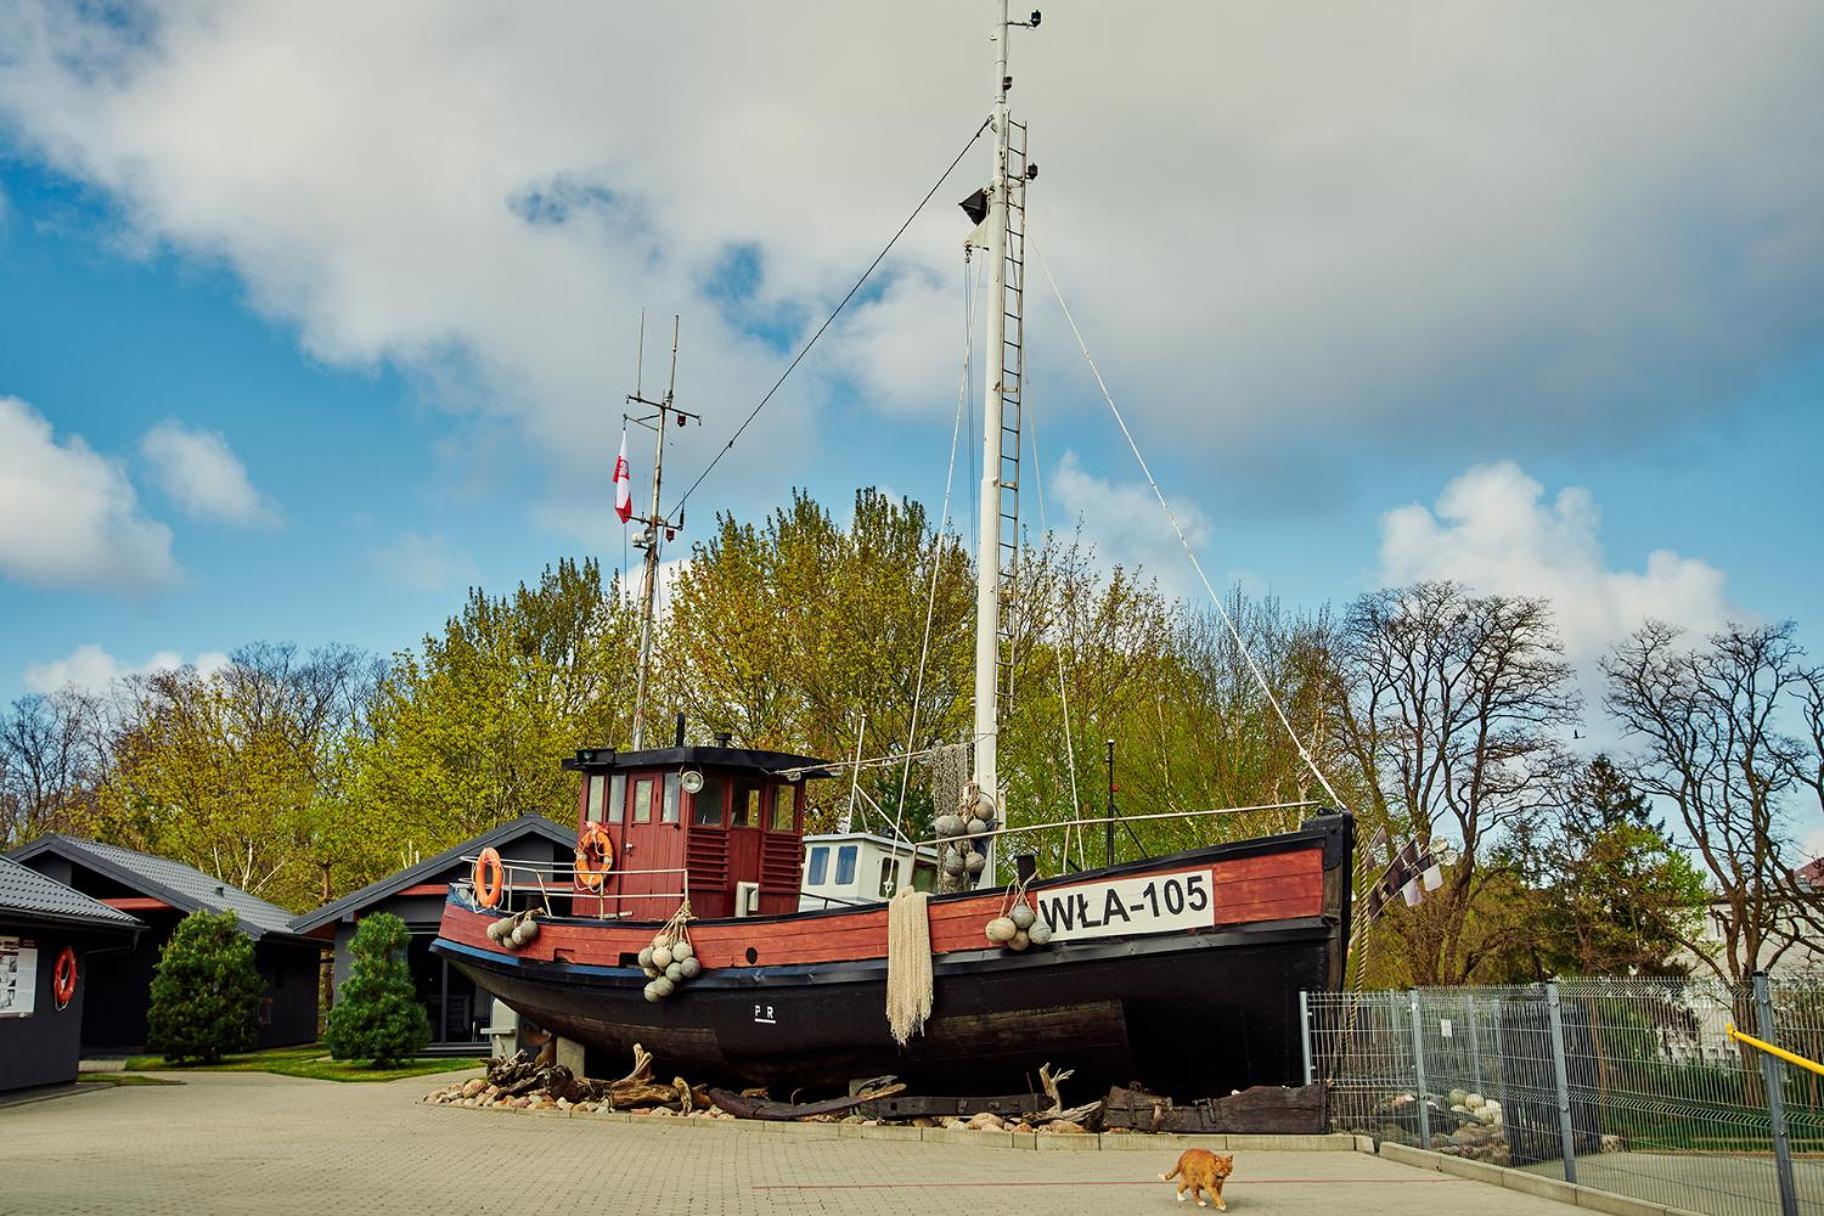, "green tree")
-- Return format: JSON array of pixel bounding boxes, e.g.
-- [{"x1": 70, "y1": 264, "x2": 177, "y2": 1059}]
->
[
  {"x1": 325, "y1": 913, "x2": 430, "y2": 1065},
  {"x1": 343, "y1": 559, "x2": 639, "y2": 886},
  {"x1": 98, "y1": 644, "x2": 379, "y2": 910},
  {"x1": 1487, "y1": 756, "x2": 1707, "y2": 980},
  {"x1": 146, "y1": 910, "x2": 263, "y2": 1064}
]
